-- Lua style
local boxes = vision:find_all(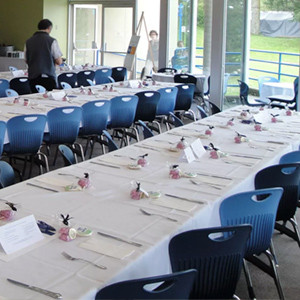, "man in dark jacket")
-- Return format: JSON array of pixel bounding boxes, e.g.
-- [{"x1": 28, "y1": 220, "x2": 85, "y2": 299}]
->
[{"x1": 25, "y1": 19, "x2": 63, "y2": 92}]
